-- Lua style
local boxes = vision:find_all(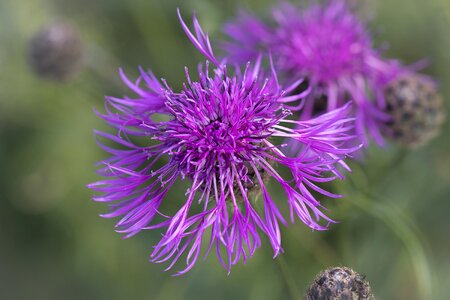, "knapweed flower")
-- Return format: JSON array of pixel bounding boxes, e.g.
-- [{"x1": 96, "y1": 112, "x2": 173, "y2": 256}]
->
[
  {"x1": 88, "y1": 10, "x2": 357, "y2": 275},
  {"x1": 223, "y1": 0, "x2": 413, "y2": 145}
]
